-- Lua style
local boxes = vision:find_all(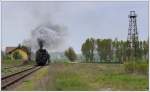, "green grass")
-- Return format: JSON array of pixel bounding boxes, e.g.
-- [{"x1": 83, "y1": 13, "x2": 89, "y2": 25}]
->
[
  {"x1": 124, "y1": 59, "x2": 148, "y2": 75},
  {"x1": 2, "y1": 59, "x2": 22, "y2": 66},
  {"x1": 2, "y1": 58, "x2": 36, "y2": 65},
  {"x1": 95, "y1": 73, "x2": 148, "y2": 90},
  {"x1": 2, "y1": 65, "x2": 34, "y2": 77},
  {"x1": 55, "y1": 72, "x2": 89, "y2": 90},
  {"x1": 13, "y1": 63, "x2": 148, "y2": 91},
  {"x1": 52, "y1": 63, "x2": 148, "y2": 91},
  {"x1": 1, "y1": 59, "x2": 36, "y2": 77}
]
